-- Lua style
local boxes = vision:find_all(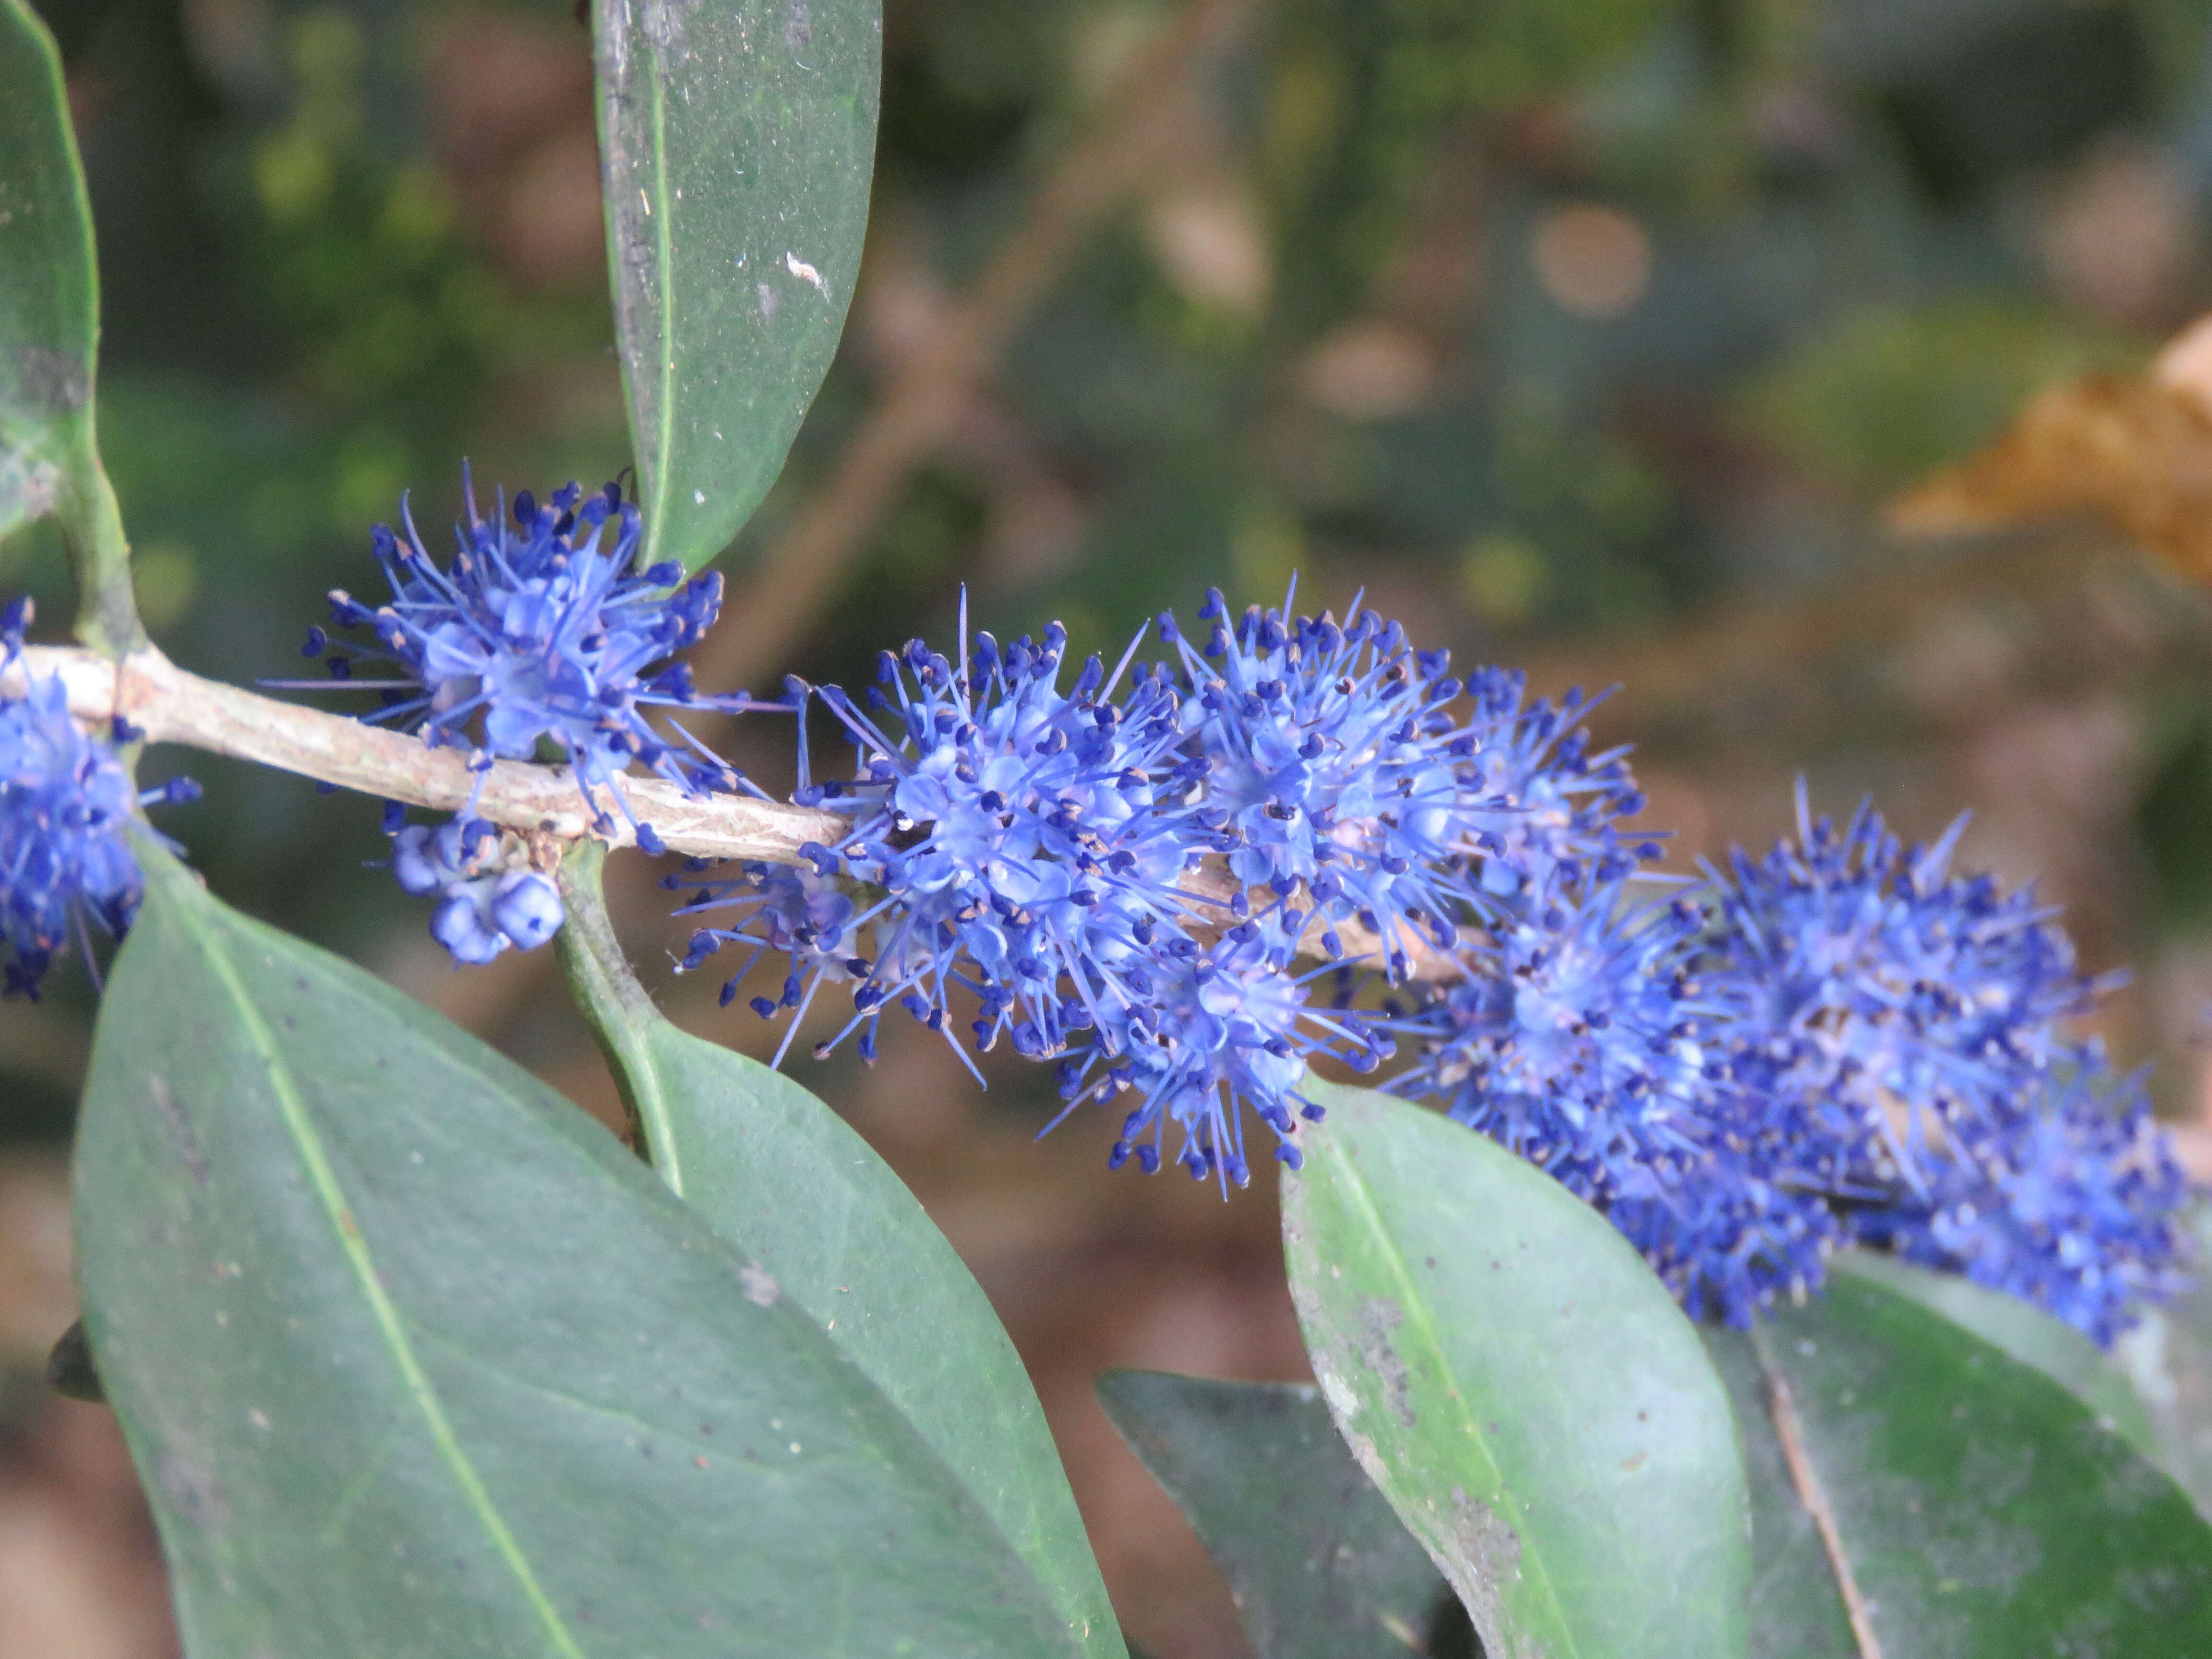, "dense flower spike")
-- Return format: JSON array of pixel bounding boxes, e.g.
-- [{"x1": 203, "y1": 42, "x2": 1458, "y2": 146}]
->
[
  {"x1": 1382, "y1": 873, "x2": 1846, "y2": 1326},
  {"x1": 1856, "y1": 1061, "x2": 2192, "y2": 1348},
  {"x1": 1048, "y1": 912, "x2": 1393, "y2": 1188},
  {"x1": 1707, "y1": 786, "x2": 2104, "y2": 1196},
  {"x1": 673, "y1": 603, "x2": 1382, "y2": 1170},
  {"x1": 652, "y1": 578, "x2": 2185, "y2": 1342},
  {"x1": 385, "y1": 805, "x2": 565, "y2": 965},
  {"x1": 675, "y1": 615, "x2": 1200, "y2": 1053},
  {"x1": 296, "y1": 472, "x2": 787, "y2": 842},
  {"x1": 1156, "y1": 586, "x2": 1658, "y2": 981},
  {"x1": 0, "y1": 600, "x2": 199, "y2": 998},
  {"x1": 1376, "y1": 778, "x2": 2192, "y2": 1339},
  {"x1": 1609, "y1": 1167, "x2": 1848, "y2": 1329},
  {"x1": 1386, "y1": 879, "x2": 1721, "y2": 1204}
]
